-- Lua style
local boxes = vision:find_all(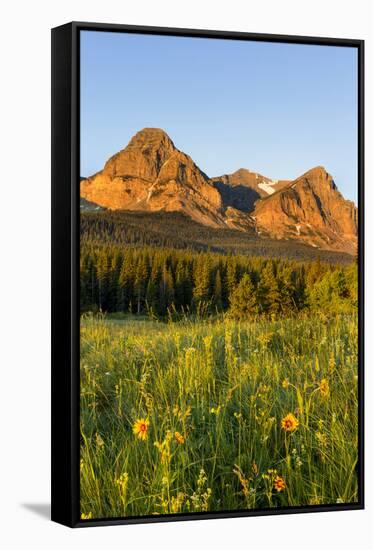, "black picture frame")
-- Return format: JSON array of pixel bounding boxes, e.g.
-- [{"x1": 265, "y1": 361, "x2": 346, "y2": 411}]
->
[{"x1": 51, "y1": 21, "x2": 365, "y2": 528}]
